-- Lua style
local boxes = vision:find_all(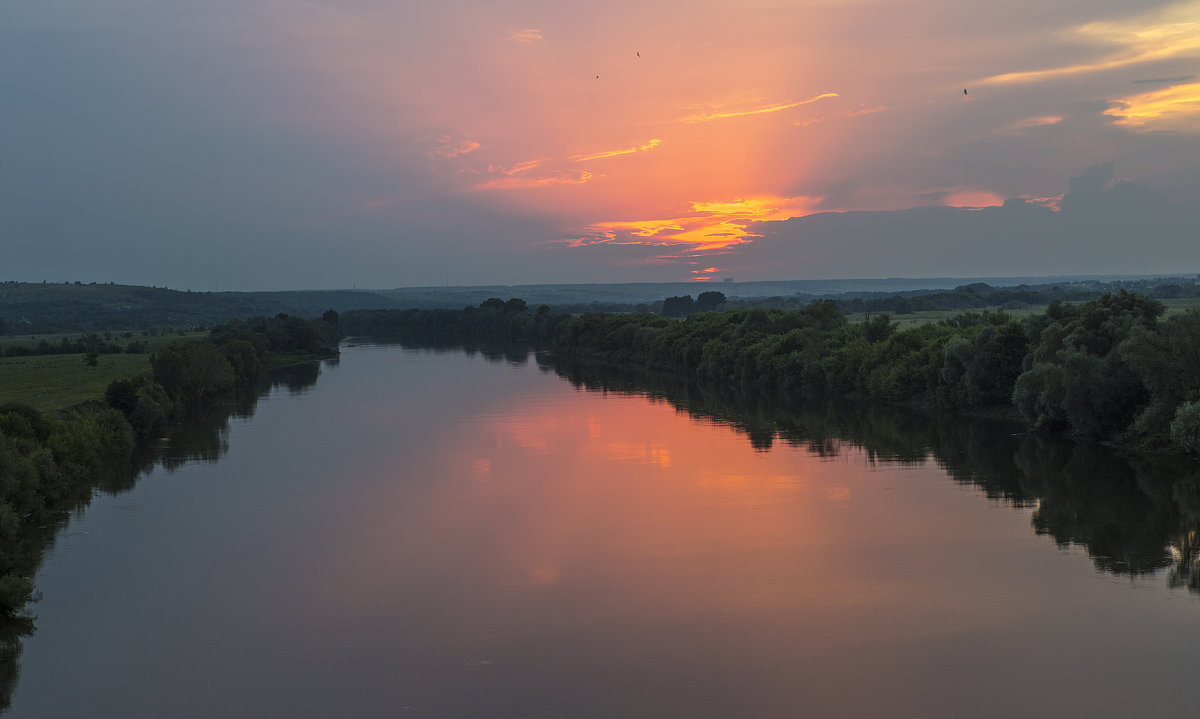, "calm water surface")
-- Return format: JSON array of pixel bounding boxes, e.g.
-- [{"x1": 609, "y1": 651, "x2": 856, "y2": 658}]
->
[{"x1": 8, "y1": 343, "x2": 1200, "y2": 717}]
